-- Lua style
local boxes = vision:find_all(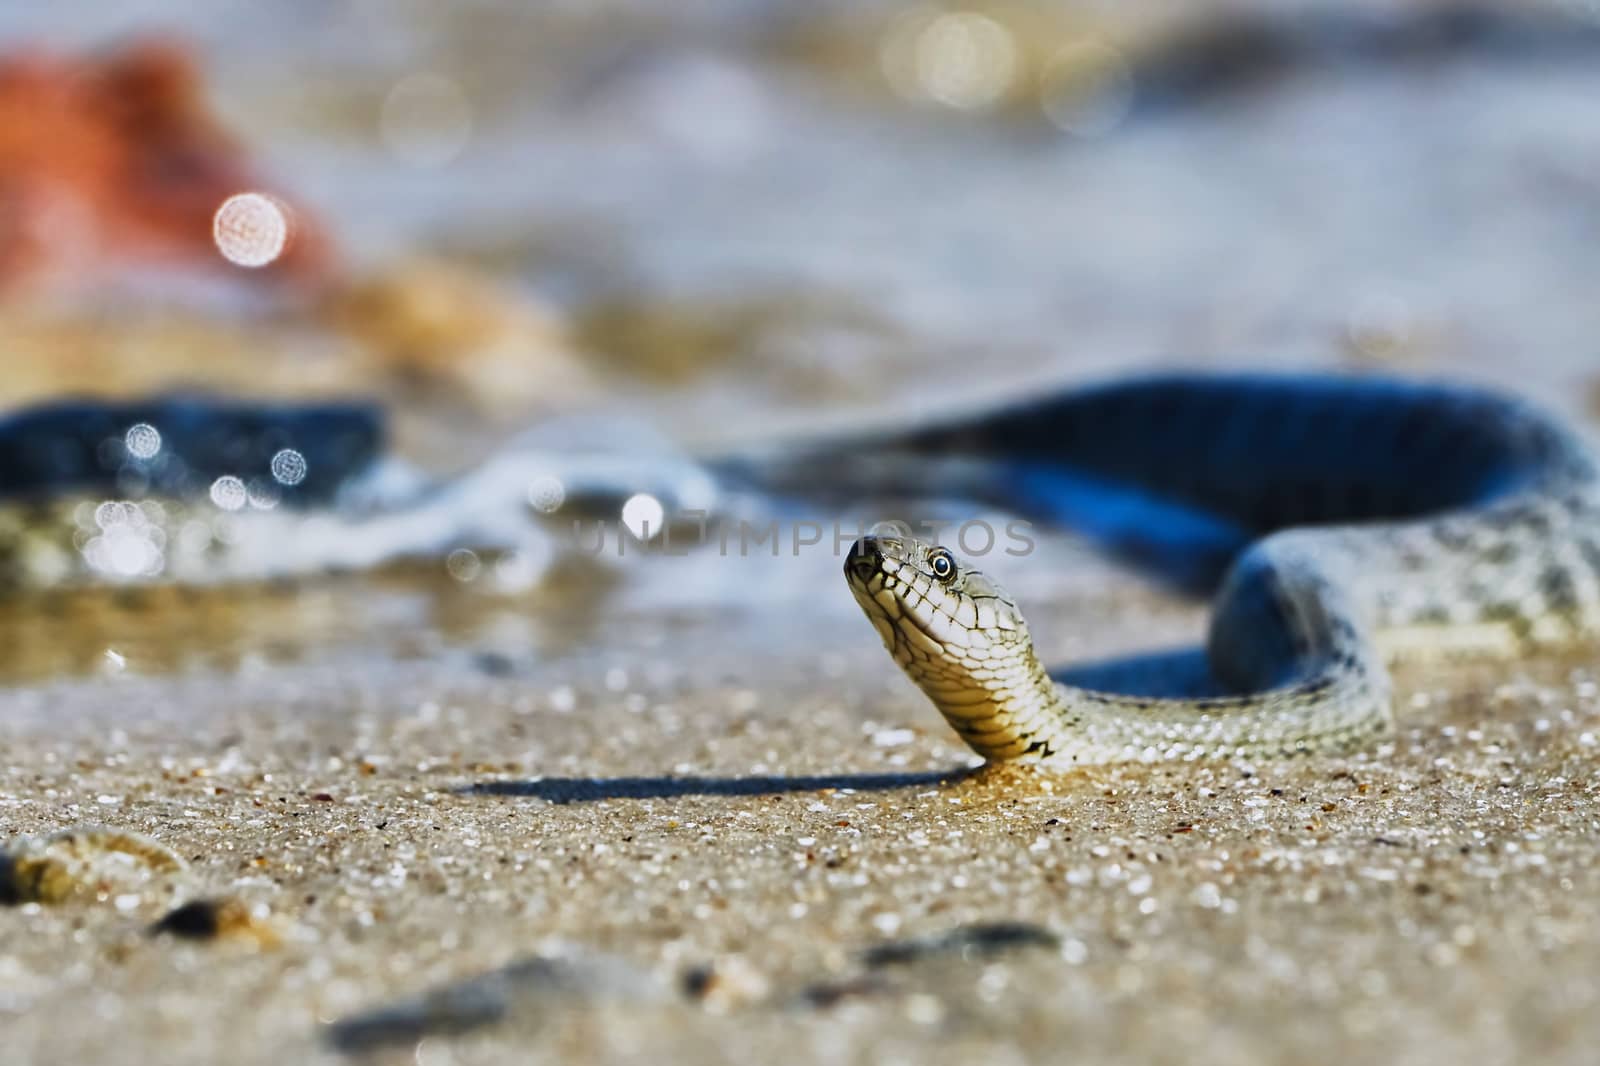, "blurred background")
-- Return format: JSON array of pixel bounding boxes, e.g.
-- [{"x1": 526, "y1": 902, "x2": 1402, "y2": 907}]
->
[{"x1": 3, "y1": 0, "x2": 1600, "y2": 674}]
